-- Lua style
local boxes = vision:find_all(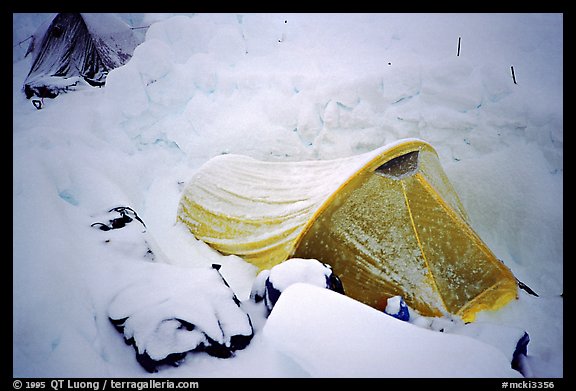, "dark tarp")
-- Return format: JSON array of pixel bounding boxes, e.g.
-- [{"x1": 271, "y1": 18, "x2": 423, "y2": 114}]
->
[{"x1": 23, "y1": 13, "x2": 142, "y2": 99}]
